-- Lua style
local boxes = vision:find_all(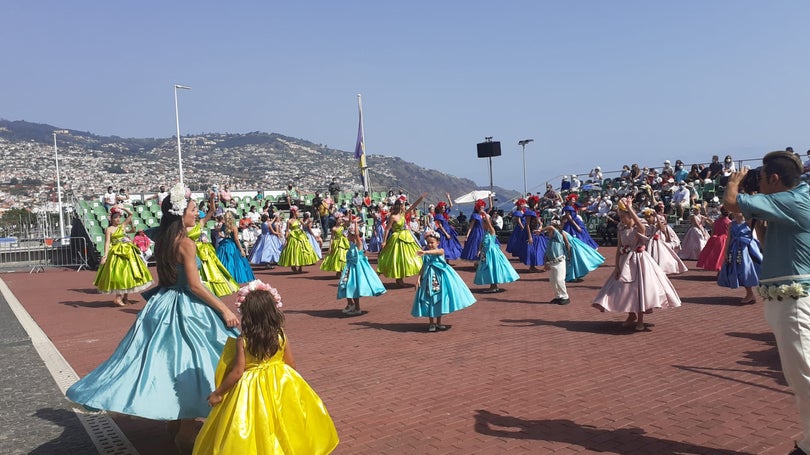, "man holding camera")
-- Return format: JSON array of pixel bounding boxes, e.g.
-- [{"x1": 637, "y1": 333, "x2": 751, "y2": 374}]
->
[{"x1": 724, "y1": 151, "x2": 810, "y2": 455}]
